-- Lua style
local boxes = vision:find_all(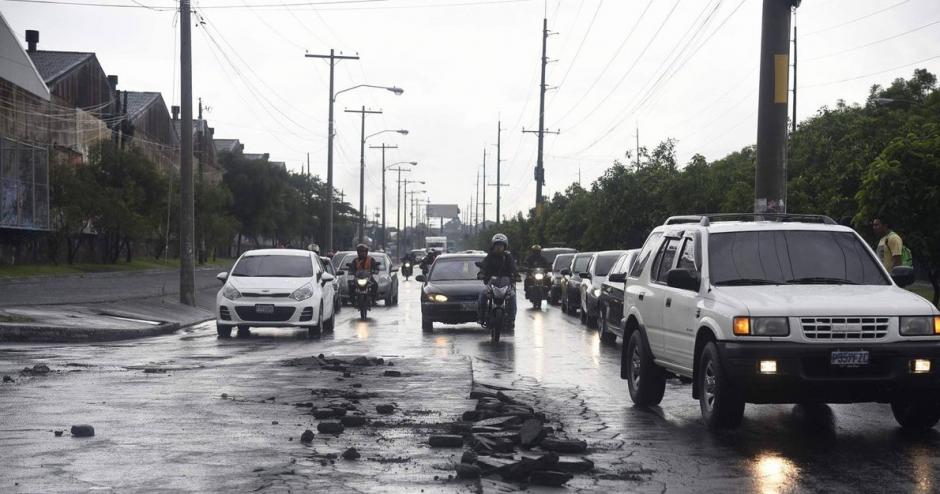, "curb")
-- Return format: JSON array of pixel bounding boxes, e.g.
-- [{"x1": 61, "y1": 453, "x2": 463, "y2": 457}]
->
[
  {"x1": 0, "y1": 321, "x2": 183, "y2": 343},
  {"x1": 0, "y1": 265, "x2": 225, "y2": 284}
]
